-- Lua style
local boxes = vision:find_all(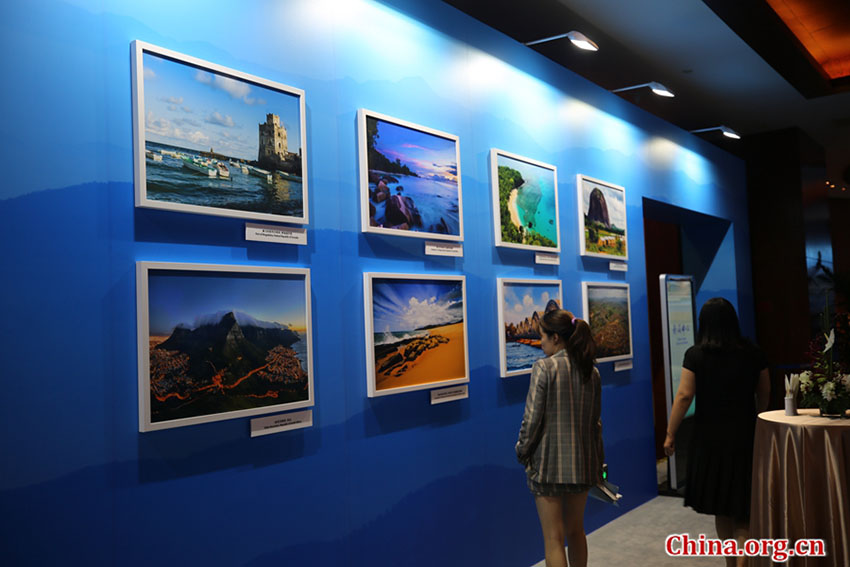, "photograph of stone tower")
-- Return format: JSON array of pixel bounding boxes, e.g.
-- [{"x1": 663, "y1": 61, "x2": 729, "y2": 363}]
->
[{"x1": 258, "y1": 113, "x2": 302, "y2": 176}]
